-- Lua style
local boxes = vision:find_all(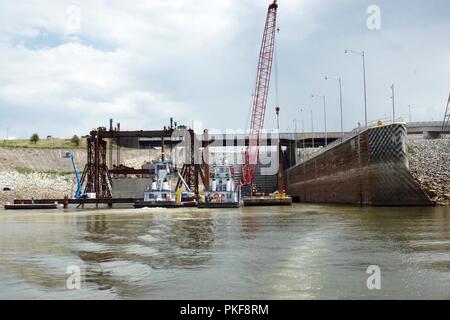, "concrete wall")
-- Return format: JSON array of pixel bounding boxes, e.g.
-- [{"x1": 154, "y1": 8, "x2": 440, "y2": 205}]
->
[
  {"x1": 111, "y1": 178, "x2": 153, "y2": 199},
  {"x1": 286, "y1": 123, "x2": 433, "y2": 206}
]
